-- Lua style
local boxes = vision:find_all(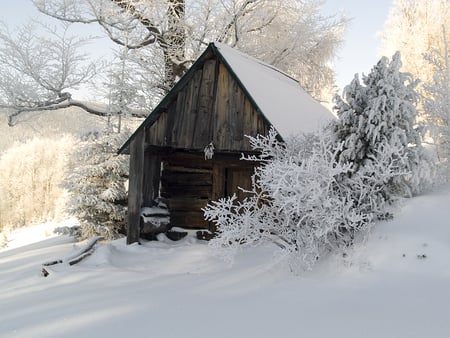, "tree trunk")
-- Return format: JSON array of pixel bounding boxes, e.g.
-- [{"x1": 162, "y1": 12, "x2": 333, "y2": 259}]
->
[{"x1": 162, "y1": 0, "x2": 186, "y2": 90}]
